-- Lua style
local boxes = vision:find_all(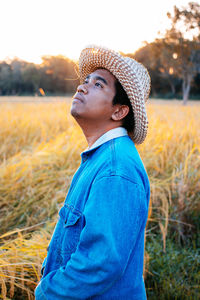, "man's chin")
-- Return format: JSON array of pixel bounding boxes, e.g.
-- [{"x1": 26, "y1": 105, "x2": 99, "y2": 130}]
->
[{"x1": 70, "y1": 107, "x2": 80, "y2": 119}]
